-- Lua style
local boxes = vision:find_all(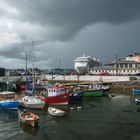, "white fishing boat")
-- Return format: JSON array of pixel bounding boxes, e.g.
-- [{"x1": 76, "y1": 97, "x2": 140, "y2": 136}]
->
[
  {"x1": 48, "y1": 107, "x2": 66, "y2": 117},
  {"x1": 20, "y1": 96, "x2": 45, "y2": 109}
]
